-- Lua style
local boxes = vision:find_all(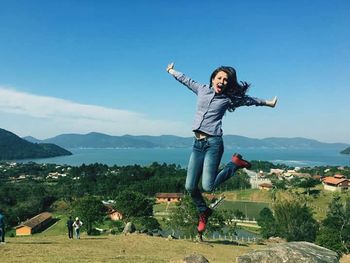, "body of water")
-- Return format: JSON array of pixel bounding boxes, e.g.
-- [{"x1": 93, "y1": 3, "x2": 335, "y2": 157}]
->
[{"x1": 16, "y1": 147, "x2": 350, "y2": 167}]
